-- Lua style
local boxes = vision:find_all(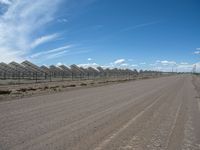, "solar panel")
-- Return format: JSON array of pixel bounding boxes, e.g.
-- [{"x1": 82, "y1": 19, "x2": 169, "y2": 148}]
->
[
  {"x1": 49, "y1": 65, "x2": 63, "y2": 77},
  {"x1": 0, "y1": 63, "x2": 19, "y2": 79},
  {"x1": 9, "y1": 61, "x2": 30, "y2": 79},
  {"x1": 0, "y1": 60, "x2": 161, "y2": 83},
  {"x1": 97, "y1": 67, "x2": 104, "y2": 72},
  {"x1": 70, "y1": 64, "x2": 88, "y2": 79},
  {"x1": 9, "y1": 61, "x2": 28, "y2": 72},
  {"x1": 40, "y1": 65, "x2": 50, "y2": 74},
  {"x1": 21, "y1": 60, "x2": 43, "y2": 73},
  {"x1": 87, "y1": 67, "x2": 99, "y2": 74},
  {"x1": 59, "y1": 65, "x2": 72, "y2": 74},
  {"x1": 0, "y1": 63, "x2": 16, "y2": 72},
  {"x1": 0, "y1": 66, "x2": 5, "y2": 79},
  {"x1": 49, "y1": 65, "x2": 63, "y2": 72},
  {"x1": 70, "y1": 64, "x2": 83, "y2": 74},
  {"x1": 79, "y1": 67, "x2": 88, "y2": 75}
]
